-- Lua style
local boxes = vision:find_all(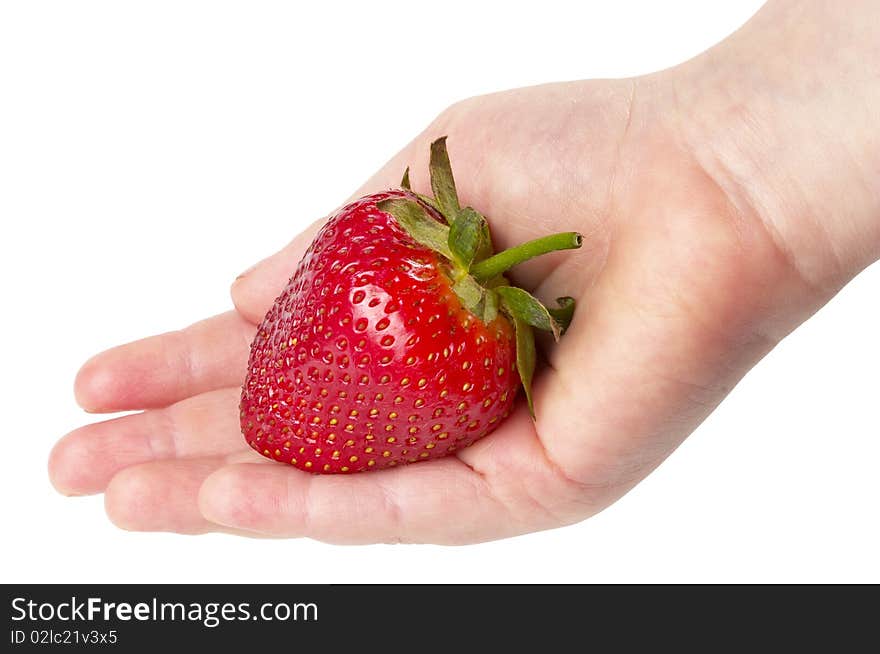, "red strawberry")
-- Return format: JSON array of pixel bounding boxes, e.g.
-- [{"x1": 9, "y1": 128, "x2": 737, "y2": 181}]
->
[{"x1": 240, "y1": 138, "x2": 581, "y2": 473}]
